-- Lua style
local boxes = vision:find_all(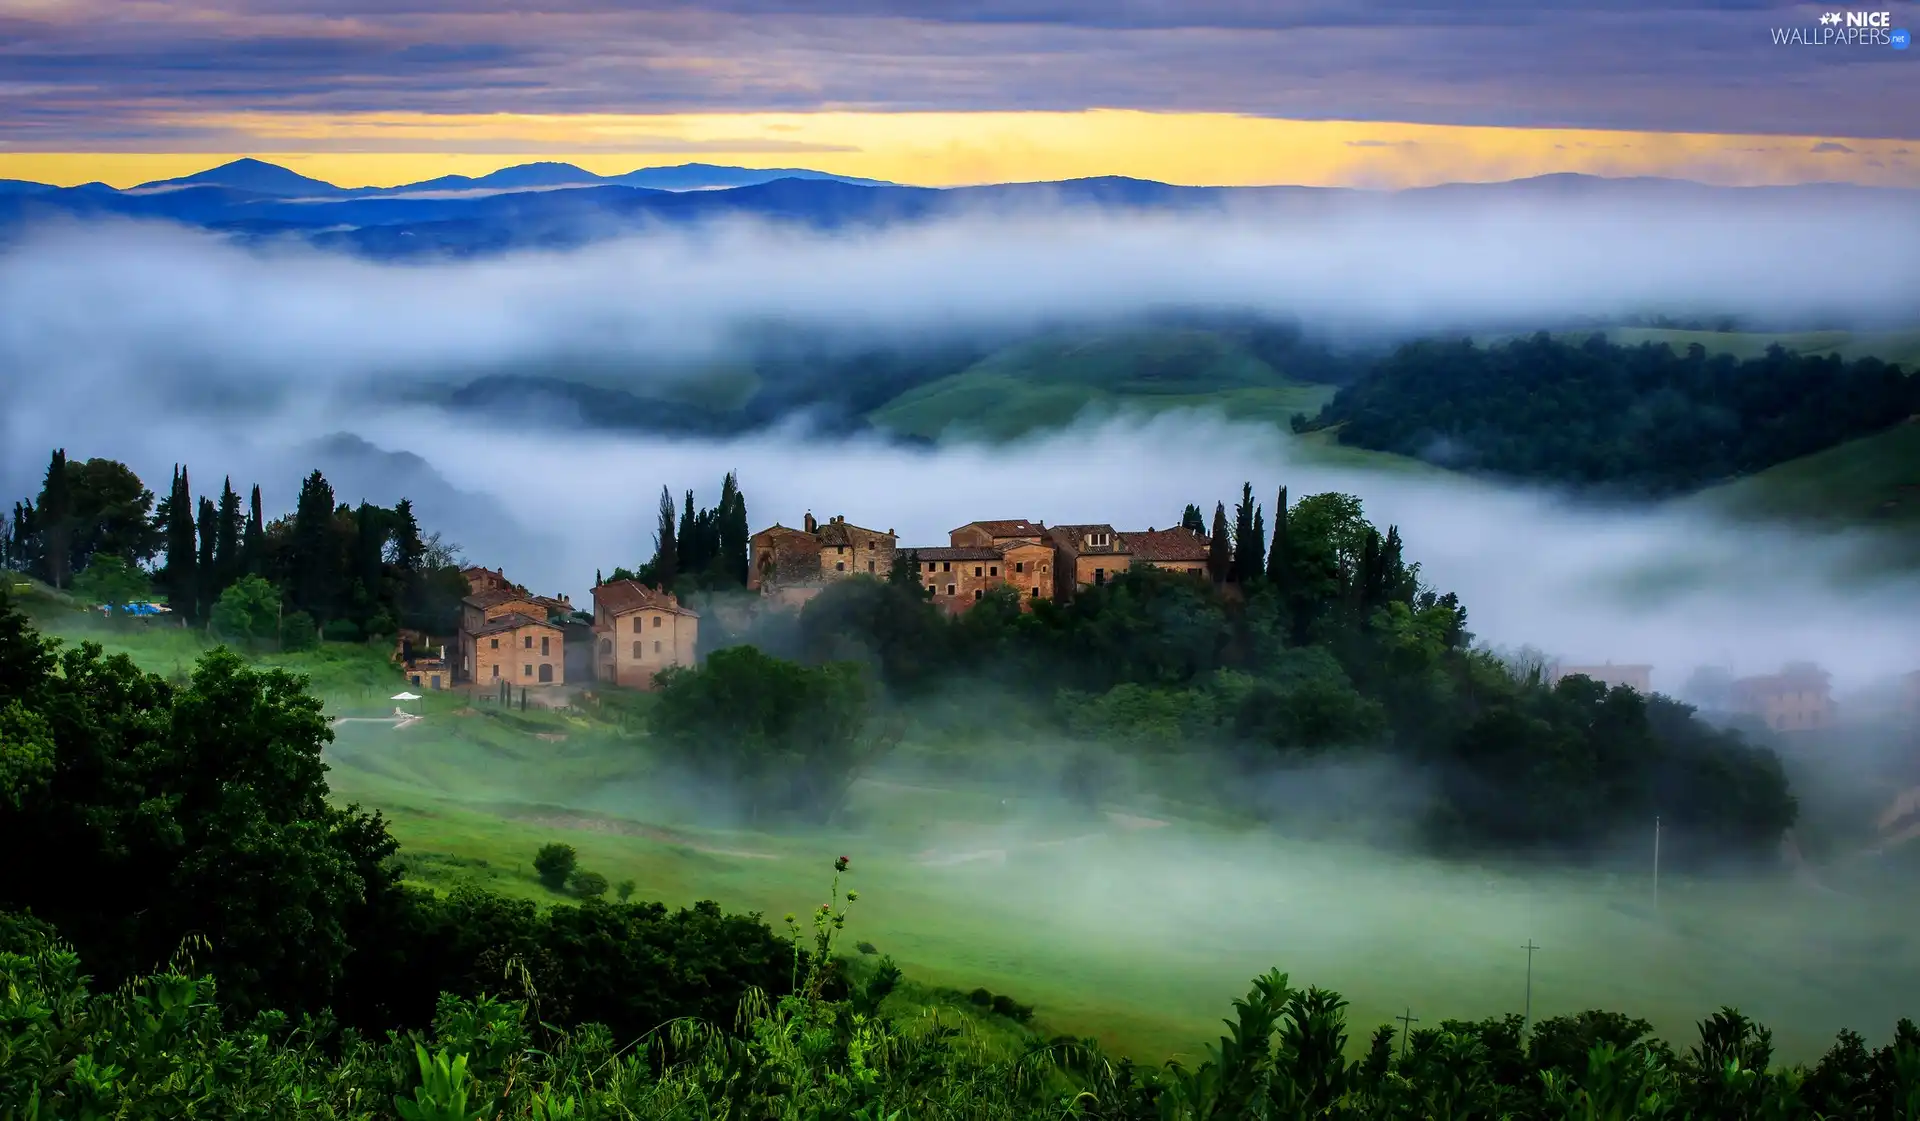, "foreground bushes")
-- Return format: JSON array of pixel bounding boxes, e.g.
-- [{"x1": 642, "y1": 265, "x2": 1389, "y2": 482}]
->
[{"x1": 6, "y1": 913, "x2": 1920, "y2": 1120}]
